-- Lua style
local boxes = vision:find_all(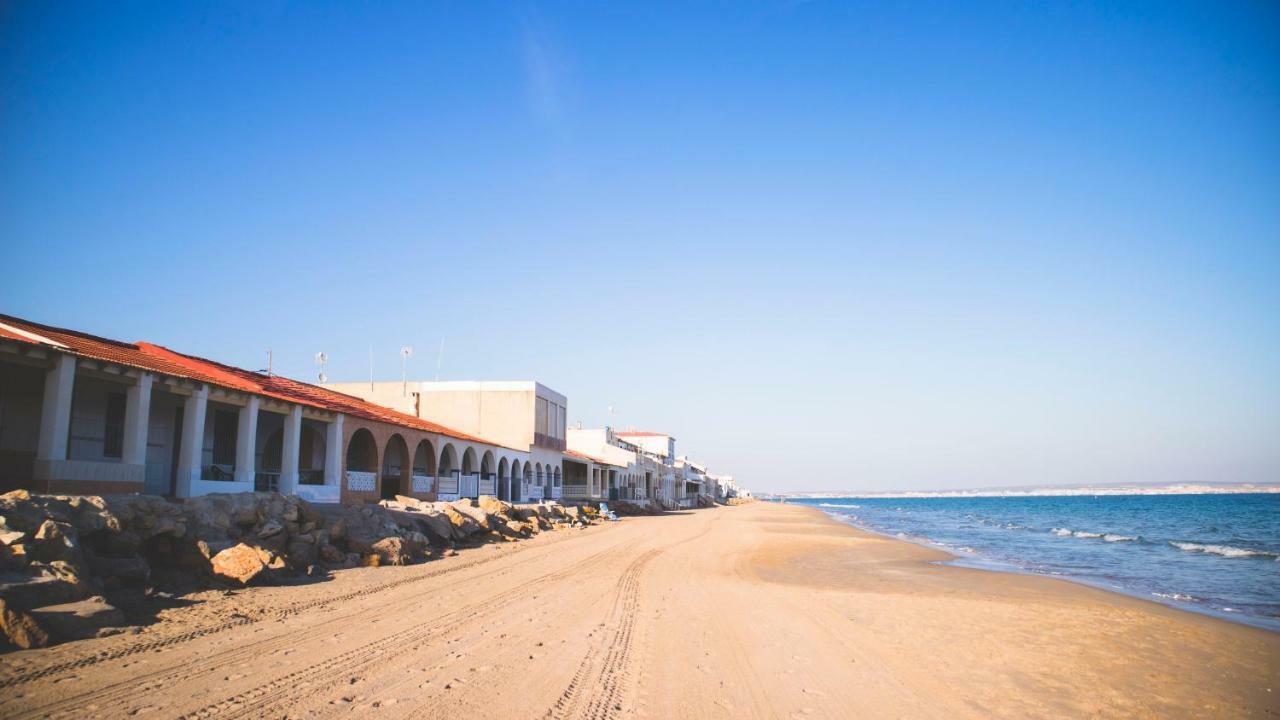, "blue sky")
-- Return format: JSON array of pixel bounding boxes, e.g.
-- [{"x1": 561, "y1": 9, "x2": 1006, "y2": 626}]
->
[{"x1": 2, "y1": 2, "x2": 1277, "y2": 492}]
